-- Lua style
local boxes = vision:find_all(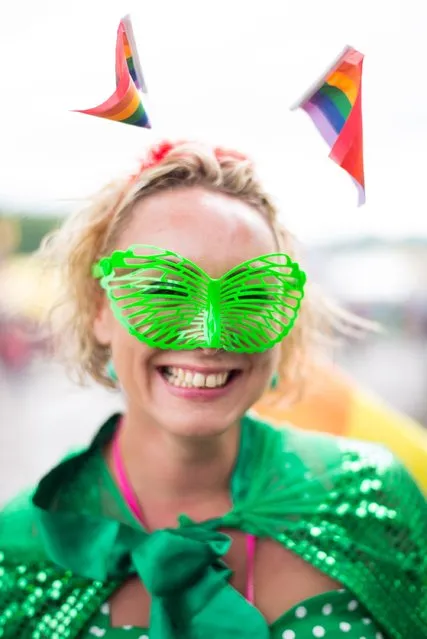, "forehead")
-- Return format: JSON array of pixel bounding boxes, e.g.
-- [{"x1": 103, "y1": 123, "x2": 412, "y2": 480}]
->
[{"x1": 116, "y1": 187, "x2": 277, "y2": 277}]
